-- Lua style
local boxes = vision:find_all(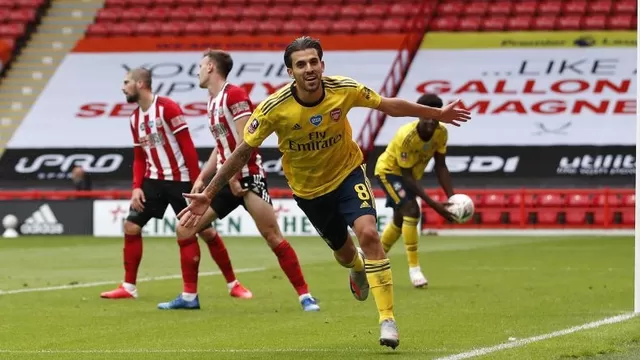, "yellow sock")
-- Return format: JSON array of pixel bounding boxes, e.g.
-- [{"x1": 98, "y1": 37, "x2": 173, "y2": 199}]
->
[
  {"x1": 336, "y1": 250, "x2": 364, "y2": 272},
  {"x1": 380, "y1": 222, "x2": 402, "y2": 253},
  {"x1": 365, "y1": 259, "x2": 395, "y2": 323},
  {"x1": 402, "y1": 216, "x2": 420, "y2": 268}
]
